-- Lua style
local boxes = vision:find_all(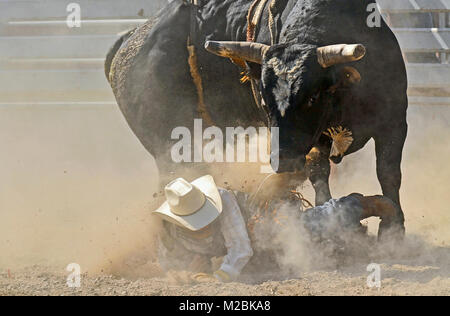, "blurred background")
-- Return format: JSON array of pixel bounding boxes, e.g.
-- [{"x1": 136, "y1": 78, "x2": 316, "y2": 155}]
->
[{"x1": 0, "y1": 0, "x2": 449, "y2": 269}]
